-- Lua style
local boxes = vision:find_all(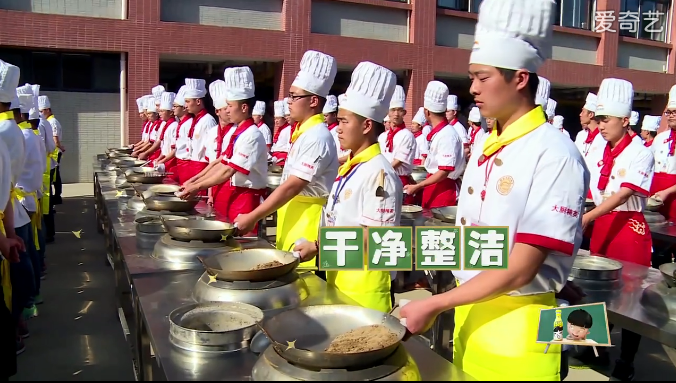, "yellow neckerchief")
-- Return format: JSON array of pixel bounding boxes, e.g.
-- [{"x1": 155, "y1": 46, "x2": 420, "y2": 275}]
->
[
  {"x1": 18, "y1": 121, "x2": 32, "y2": 130},
  {"x1": 47, "y1": 114, "x2": 55, "y2": 121},
  {"x1": 337, "y1": 143, "x2": 382, "y2": 177},
  {"x1": 0, "y1": 111, "x2": 13, "y2": 122},
  {"x1": 482, "y1": 106, "x2": 546, "y2": 157},
  {"x1": 290, "y1": 114, "x2": 324, "y2": 144}
]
